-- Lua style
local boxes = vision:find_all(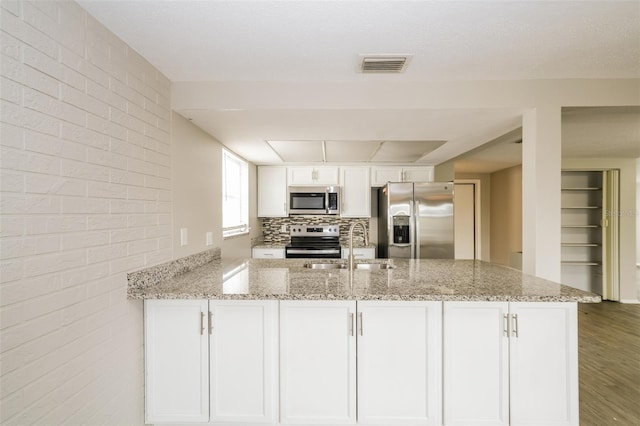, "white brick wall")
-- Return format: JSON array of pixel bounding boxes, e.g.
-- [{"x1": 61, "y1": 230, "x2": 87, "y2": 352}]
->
[{"x1": 1, "y1": 1, "x2": 172, "y2": 424}]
